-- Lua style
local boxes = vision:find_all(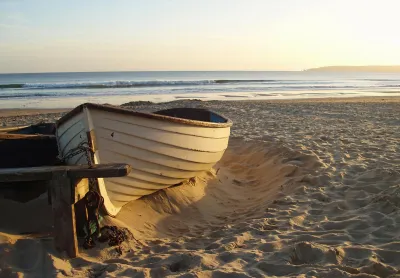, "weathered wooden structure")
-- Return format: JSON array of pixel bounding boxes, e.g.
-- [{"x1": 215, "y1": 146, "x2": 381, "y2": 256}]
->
[{"x1": 0, "y1": 163, "x2": 131, "y2": 258}]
